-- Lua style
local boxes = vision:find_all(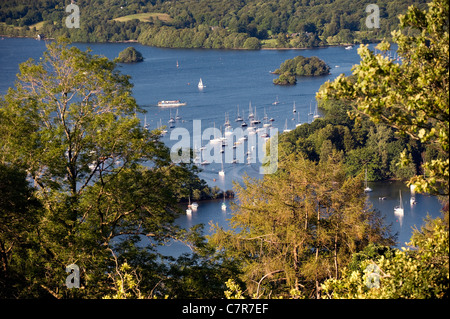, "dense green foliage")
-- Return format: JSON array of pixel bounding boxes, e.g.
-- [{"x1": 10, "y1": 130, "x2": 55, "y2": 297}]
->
[
  {"x1": 322, "y1": 216, "x2": 449, "y2": 298},
  {"x1": 273, "y1": 55, "x2": 330, "y2": 85},
  {"x1": 214, "y1": 0, "x2": 448, "y2": 299},
  {"x1": 211, "y1": 153, "x2": 395, "y2": 298},
  {"x1": 273, "y1": 72, "x2": 297, "y2": 85},
  {"x1": 275, "y1": 56, "x2": 330, "y2": 76},
  {"x1": 0, "y1": 0, "x2": 448, "y2": 300},
  {"x1": 0, "y1": 164, "x2": 42, "y2": 297},
  {"x1": 0, "y1": 0, "x2": 428, "y2": 49},
  {"x1": 278, "y1": 99, "x2": 422, "y2": 182},
  {"x1": 116, "y1": 46, "x2": 144, "y2": 63},
  {"x1": 0, "y1": 38, "x2": 236, "y2": 298},
  {"x1": 319, "y1": 0, "x2": 449, "y2": 196}
]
